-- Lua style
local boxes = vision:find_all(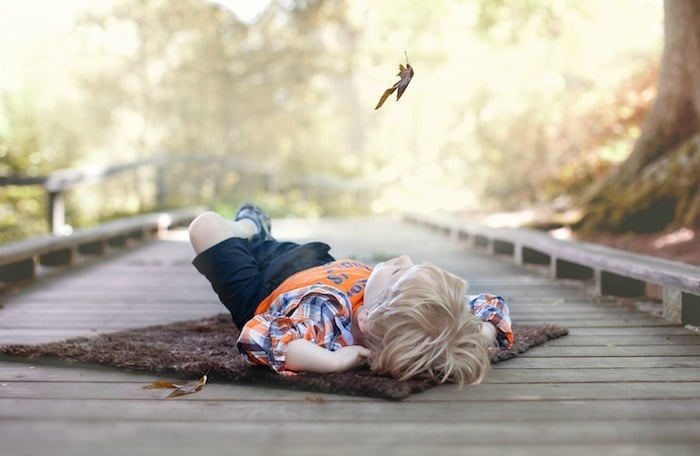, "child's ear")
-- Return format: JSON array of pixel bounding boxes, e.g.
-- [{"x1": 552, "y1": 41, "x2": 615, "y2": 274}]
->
[{"x1": 356, "y1": 308, "x2": 369, "y2": 334}]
